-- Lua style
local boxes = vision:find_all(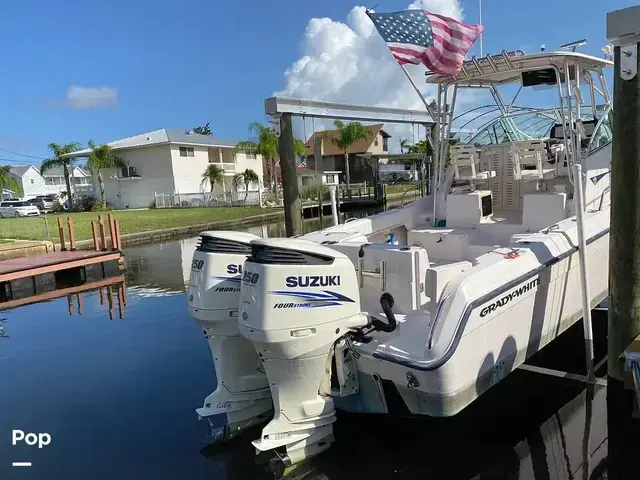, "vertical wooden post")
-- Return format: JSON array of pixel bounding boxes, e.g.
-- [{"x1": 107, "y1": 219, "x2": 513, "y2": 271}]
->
[
  {"x1": 318, "y1": 195, "x2": 323, "y2": 225},
  {"x1": 99, "y1": 287, "x2": 105, "y2": 305},
  {"x1": 57, "y1": 217, "x2": 67, "y2": 251},
  {"x1": 278, "y1": 113, "x2": 303, "y2": 237},
  {"x1": 607, "y1": 8, "x2": 640, "y2": 478},
  {"x1": 98, "y1": 215, "x2": 107, "y2": 251},
  {"x1": 114, "y1": 220, "x2": 122, "y2": 250},
  {"x1": 107, "y1": 214, "x2": 116, "y2": 250},
  {"x1": 67, "y1": 217, "x2": 76, "y2": 251},
  {"x1": 91, "y1": 221, "x2": 100, "y2": 251}
]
